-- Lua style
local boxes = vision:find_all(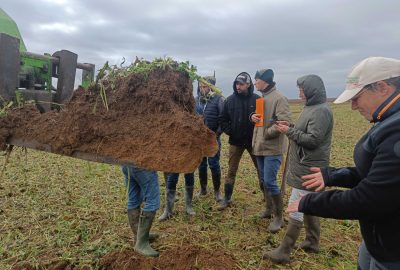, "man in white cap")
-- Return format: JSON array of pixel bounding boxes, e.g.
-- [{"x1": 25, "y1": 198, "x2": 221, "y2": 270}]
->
[{"x1": 288, "y1": 57, "x2": 400, "y2": 269}]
